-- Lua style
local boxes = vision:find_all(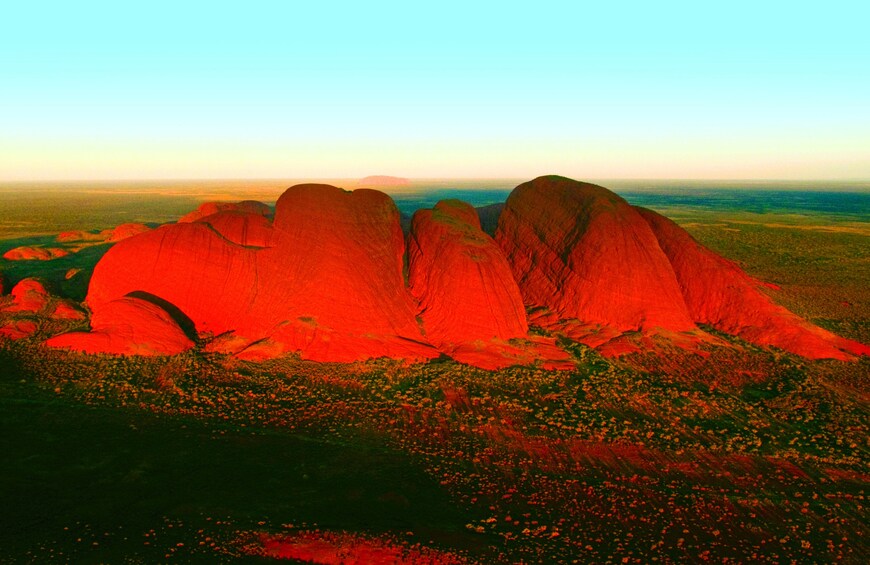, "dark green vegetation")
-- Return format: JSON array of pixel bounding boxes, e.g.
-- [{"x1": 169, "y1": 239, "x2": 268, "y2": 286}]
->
[
  {"x1": 0, "y1": 236, "x2": 109, "y2": 301},
  {"x1": 0, "y1": 187, "x2": 202, "y2": 240},
  {"x1": 0, "y1": 189, "x2": 867, "y2": 563}
]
